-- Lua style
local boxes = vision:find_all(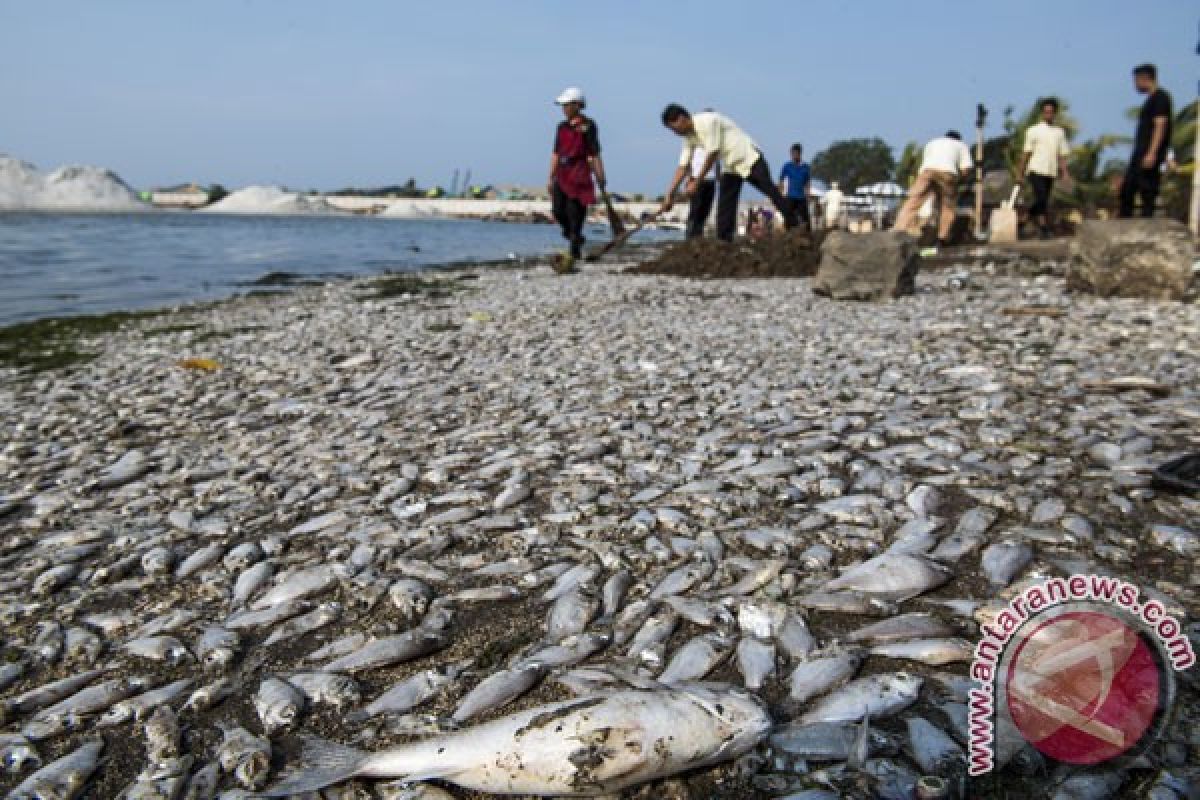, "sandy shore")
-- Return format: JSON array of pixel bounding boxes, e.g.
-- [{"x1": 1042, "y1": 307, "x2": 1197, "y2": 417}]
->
[{"x1": 1, "y1": 246, "x2": 1198, "y2": 798}]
